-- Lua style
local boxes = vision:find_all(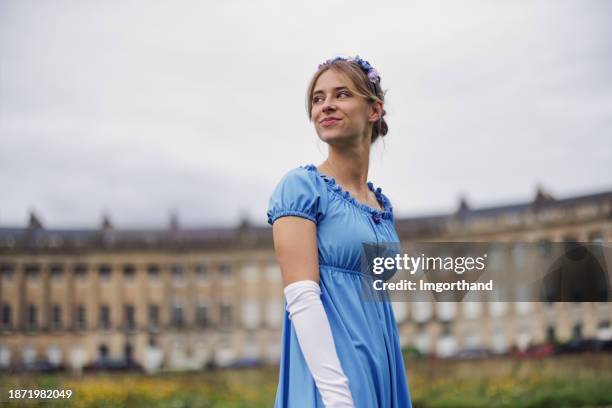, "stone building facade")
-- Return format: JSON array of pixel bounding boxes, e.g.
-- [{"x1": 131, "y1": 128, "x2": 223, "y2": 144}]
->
[{"x1": 0, "y1": 188, "x2": 610, "y2": 371}]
